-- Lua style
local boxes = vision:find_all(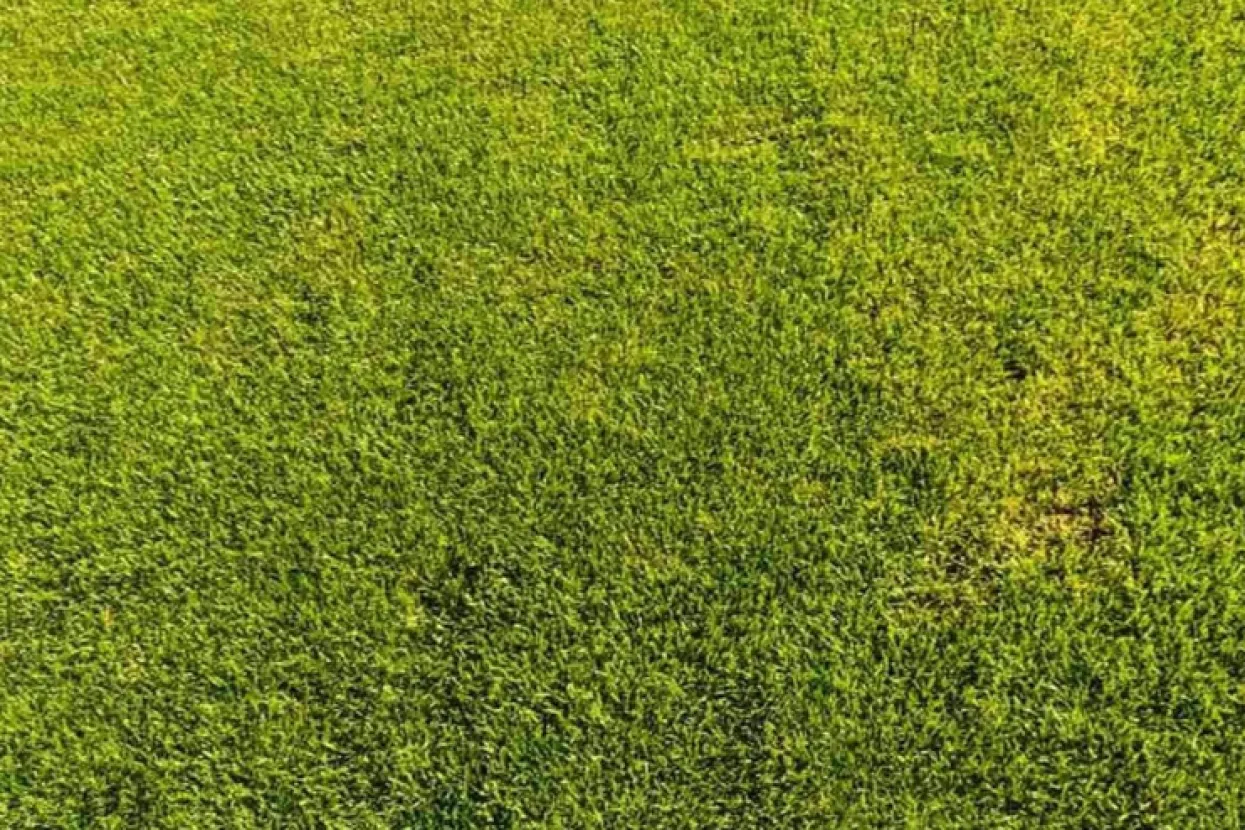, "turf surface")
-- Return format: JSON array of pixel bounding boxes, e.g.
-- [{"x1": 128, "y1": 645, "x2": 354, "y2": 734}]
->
[{"x1": 3, "y1": 0, "x2": 1245, "y2": 826}]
